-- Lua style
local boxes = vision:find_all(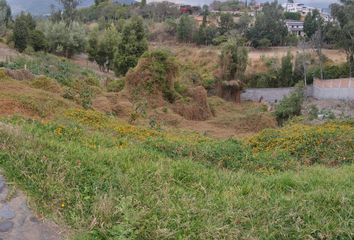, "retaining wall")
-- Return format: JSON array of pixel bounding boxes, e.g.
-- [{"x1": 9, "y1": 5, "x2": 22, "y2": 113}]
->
[
  {"x1": 241, "y1": 86, "x2": 314, "y2": 103},
  {"x1": 242, "y1": 78, "x2": 353, "y2": 102},
  {"x1": 313, "y1": 78, "x2": 354, "y2": 100}
]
